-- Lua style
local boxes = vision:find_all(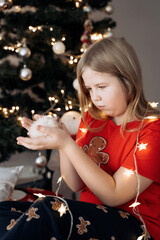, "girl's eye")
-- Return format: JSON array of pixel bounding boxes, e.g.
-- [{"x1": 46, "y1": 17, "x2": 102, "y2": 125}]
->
[{"x1": 99, "y1": 86, "x2": 106, "y2": 89}]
